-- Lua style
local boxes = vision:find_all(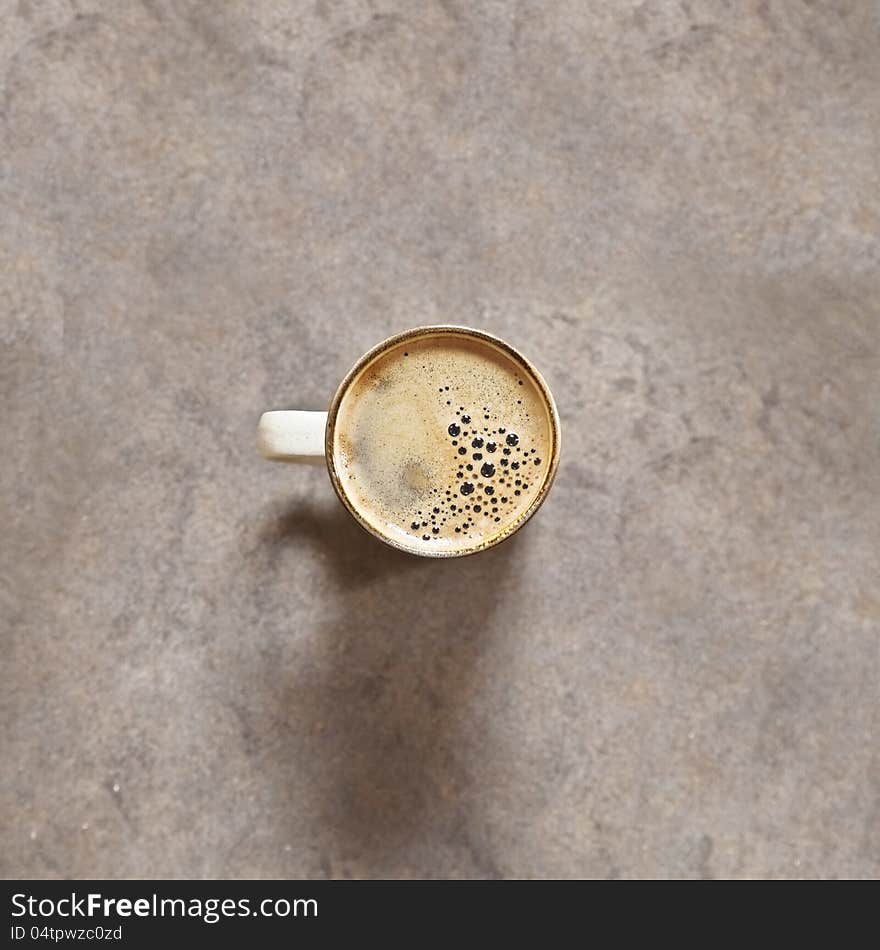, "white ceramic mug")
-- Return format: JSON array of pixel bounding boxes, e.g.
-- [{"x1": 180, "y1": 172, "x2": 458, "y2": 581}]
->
[{"x1": 258, "y1": 326, "x2": 560, "y2": 557}]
